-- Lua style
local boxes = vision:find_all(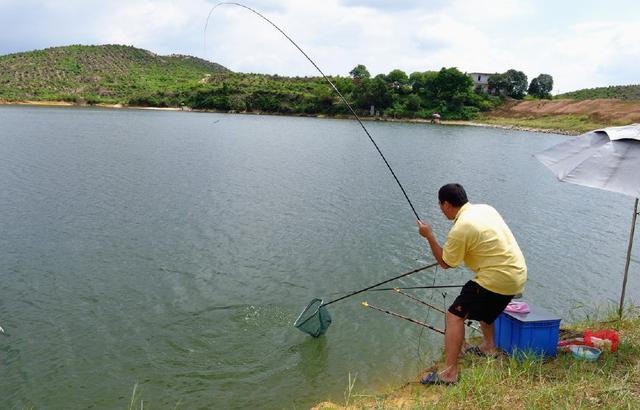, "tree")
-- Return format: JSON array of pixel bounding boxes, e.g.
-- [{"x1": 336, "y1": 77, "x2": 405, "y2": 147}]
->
[
  {"x1": 506, "y1": 69, "x2": 528, "y2": 98},
  {"x1": 352, "y1": 76, "x2": 392, "y2": 113},
  {"x1": 409, "y1": 71, "x2": 438, "y2": 94},
  {"x1": 404, "y1": 94, "x2": 422, "y2": 112},
  {"x1": 528, "y1": 78, "x2": 541, "y2": 97},
  {"x1": 369, "y1": 75, "x2": 393, "y2": 110},
  {"x1": 333, "y1": 76, "x2": 355, "y2": 95},
  {"x1": 488, "y1": 73, "x2": 507, "y2": 96},
  {"x1": 386, "y1": 69, "x2": 409, "y2": 85},
  {"x1": 528, "y1": 73, "x2": 553, "y2": 98},
  {"x1": 489, "y1": 69, "x2": 528, "y2": 99},
  {"x1": 349, "y1": 64, "x2": 370, "y2": 80},
  {"x1": 424, "y1": 67, "x2": 473, "y2": 102}
]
